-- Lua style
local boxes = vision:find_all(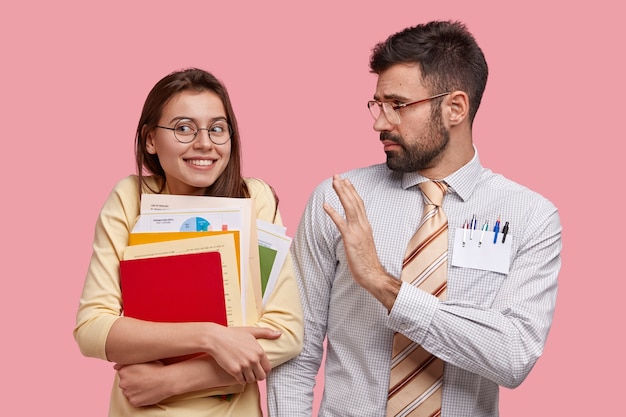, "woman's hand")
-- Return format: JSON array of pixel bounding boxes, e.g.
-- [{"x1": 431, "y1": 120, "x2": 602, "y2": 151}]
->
[
  {"x1": 115, "y1": 361, "x2": 171, "y2": 407},
  {"x1": 114, "y1": 325, "x2": 282, "y2": 406},
  {"x1": 205, "y1": 326, "x2": 281, "y2": 385}
]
